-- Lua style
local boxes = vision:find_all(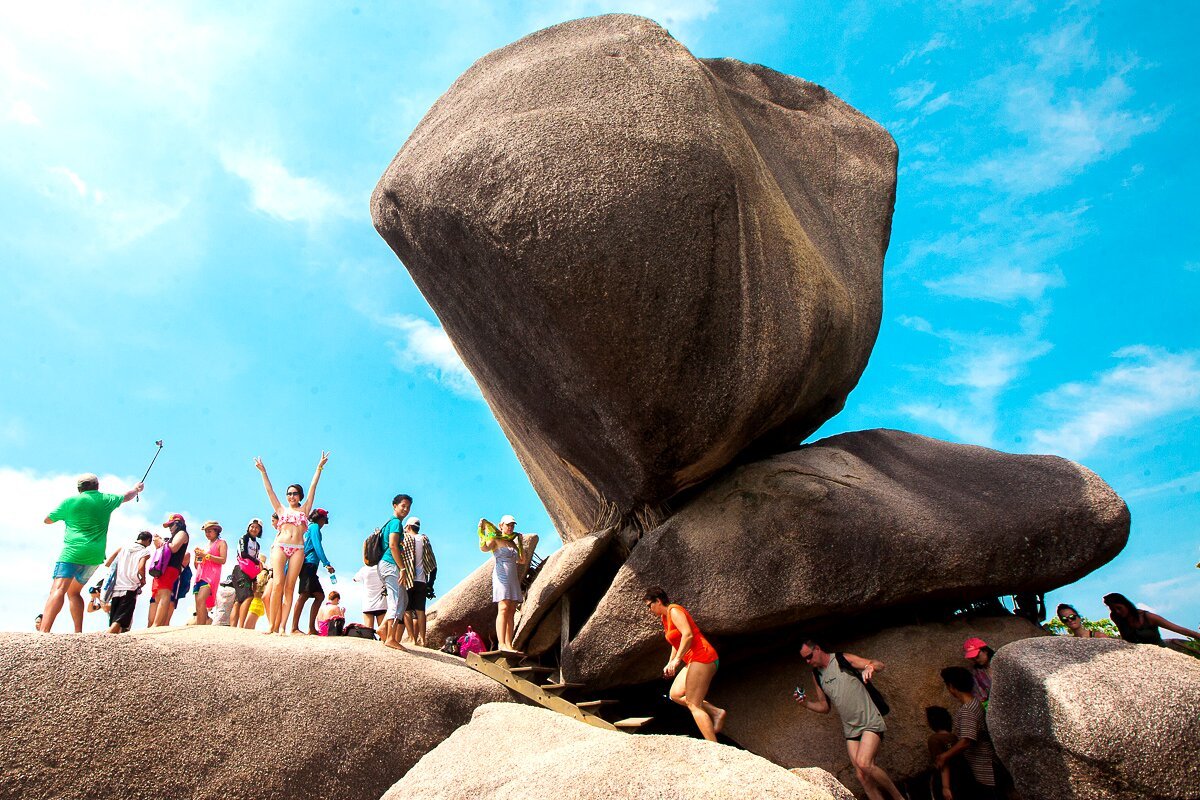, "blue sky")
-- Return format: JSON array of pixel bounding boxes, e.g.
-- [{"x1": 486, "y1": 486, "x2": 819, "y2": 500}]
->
[{"x1": 1, "y1": 1, "x2": 1196, "y2": 634}]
